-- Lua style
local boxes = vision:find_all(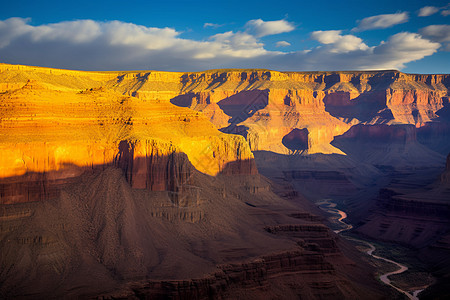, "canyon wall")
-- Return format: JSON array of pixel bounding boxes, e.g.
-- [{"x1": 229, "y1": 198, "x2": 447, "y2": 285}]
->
[
  {"x1": 1, "y1": 64, "x2": 448, "y2": 209},
  {"x1": 158, "y1": 69, "x2": 450, "y2": 155},
  {"x1": 2, "y1": 64, "x2": 449, "y2": 159},
  {"x1": 1, "y1": 63, "x2": 448, "y2": 210},
  {"x1": 0, "y1": 69, "x2": 256, "y2": 207},
  {"x1": 1, "y1": 64, "x2": 449, "y2": 298}
]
